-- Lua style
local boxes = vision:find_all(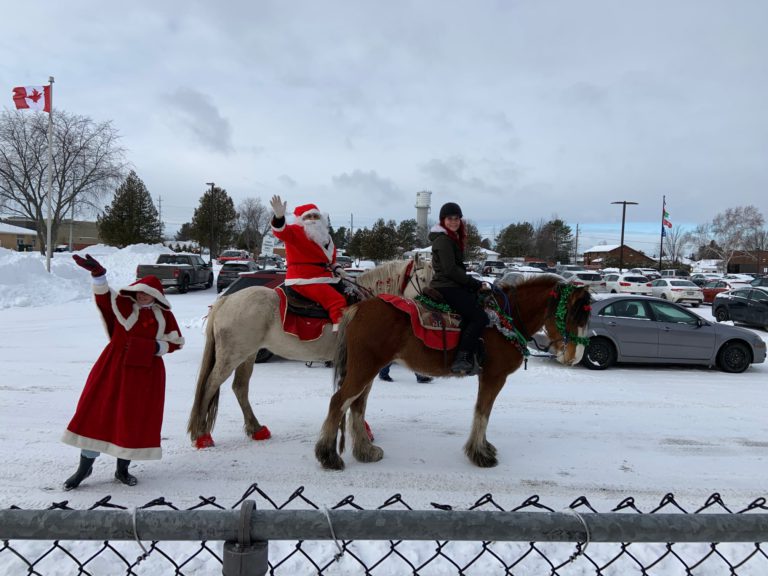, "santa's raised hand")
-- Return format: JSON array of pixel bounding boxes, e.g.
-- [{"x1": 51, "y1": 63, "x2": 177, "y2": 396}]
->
[{"x1": 270, "y1": 195, "x2": 287, "y2": 219}]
